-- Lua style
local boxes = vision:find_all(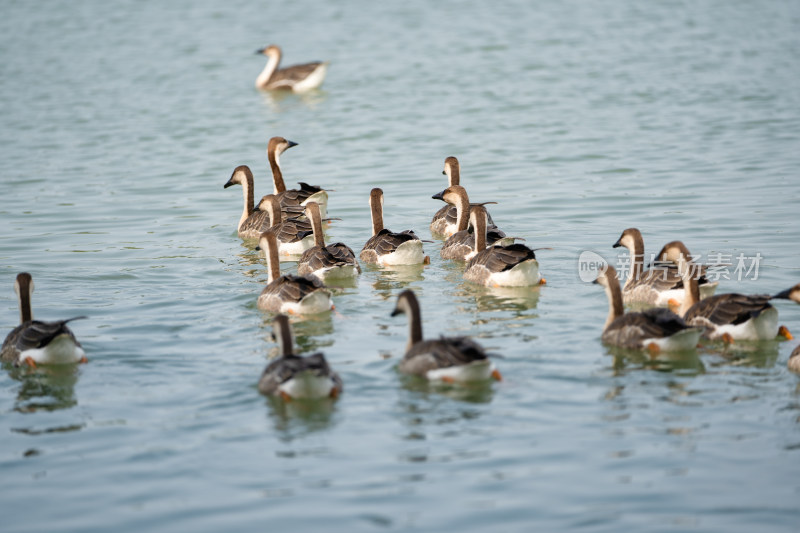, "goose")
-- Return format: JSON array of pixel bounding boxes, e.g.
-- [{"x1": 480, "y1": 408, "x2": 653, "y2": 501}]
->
[
  {"x1": 256, "y1": 194, "x2": 315, "y2": 256},
  {"x1": 390, "y1": 289, "x2": 502, "y2": 383},
  {"x1": 432, "y1": 185, "x2": 511, "y2": 260},
  {"x1": 298, "y1": 202, "x2": 360, "y2": 281},
  {"x1": 359, "y1": 188, "x2": 425, "y2": 266},
  {"x1": 1, "y1": 273, "x2": 87, "y2": 367},
  {"x1": 593, "y1": 264, "x2": 702, "y2": 352},
  {"x1": 258, "y1": 314, "x2": 342, "y2": 400},
  {"x1": 430, "y1": 157, "x2": 496, "y2": 236},
  {"x1": 254, "y1": 44, "x2": 328, "y2": 92},
  {"x1": 660, "y1": 241, "x2": 794, "y2": 342},
  {"x1": 223, "y1": 165, "x2": 304, "y2": 240},
  {"x1": 266, "y1": 136, "x2": 329, "y2": 217},
  {"x1": 789, "y1": 345, "x2": 800, "y2": 373},
  {"x1": 463, "y1": 205, "x2": 543, "y2": 287},
  {"x1": 612, "y1": 228, "x2": 718, "y2": 305},
  {"x1": 257, "y1": 229, "x2": 333, "y2": 314}
]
